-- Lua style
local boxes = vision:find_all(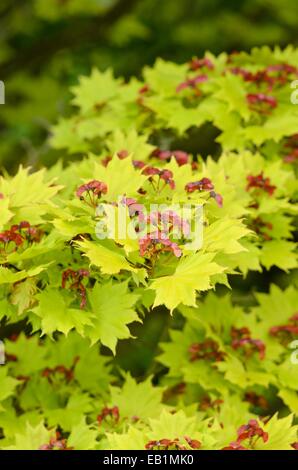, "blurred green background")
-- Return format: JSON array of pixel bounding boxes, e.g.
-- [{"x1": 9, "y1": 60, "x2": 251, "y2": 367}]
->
[{"x1": 0, "y1": 0, "x2": 298, "y2": 171}]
